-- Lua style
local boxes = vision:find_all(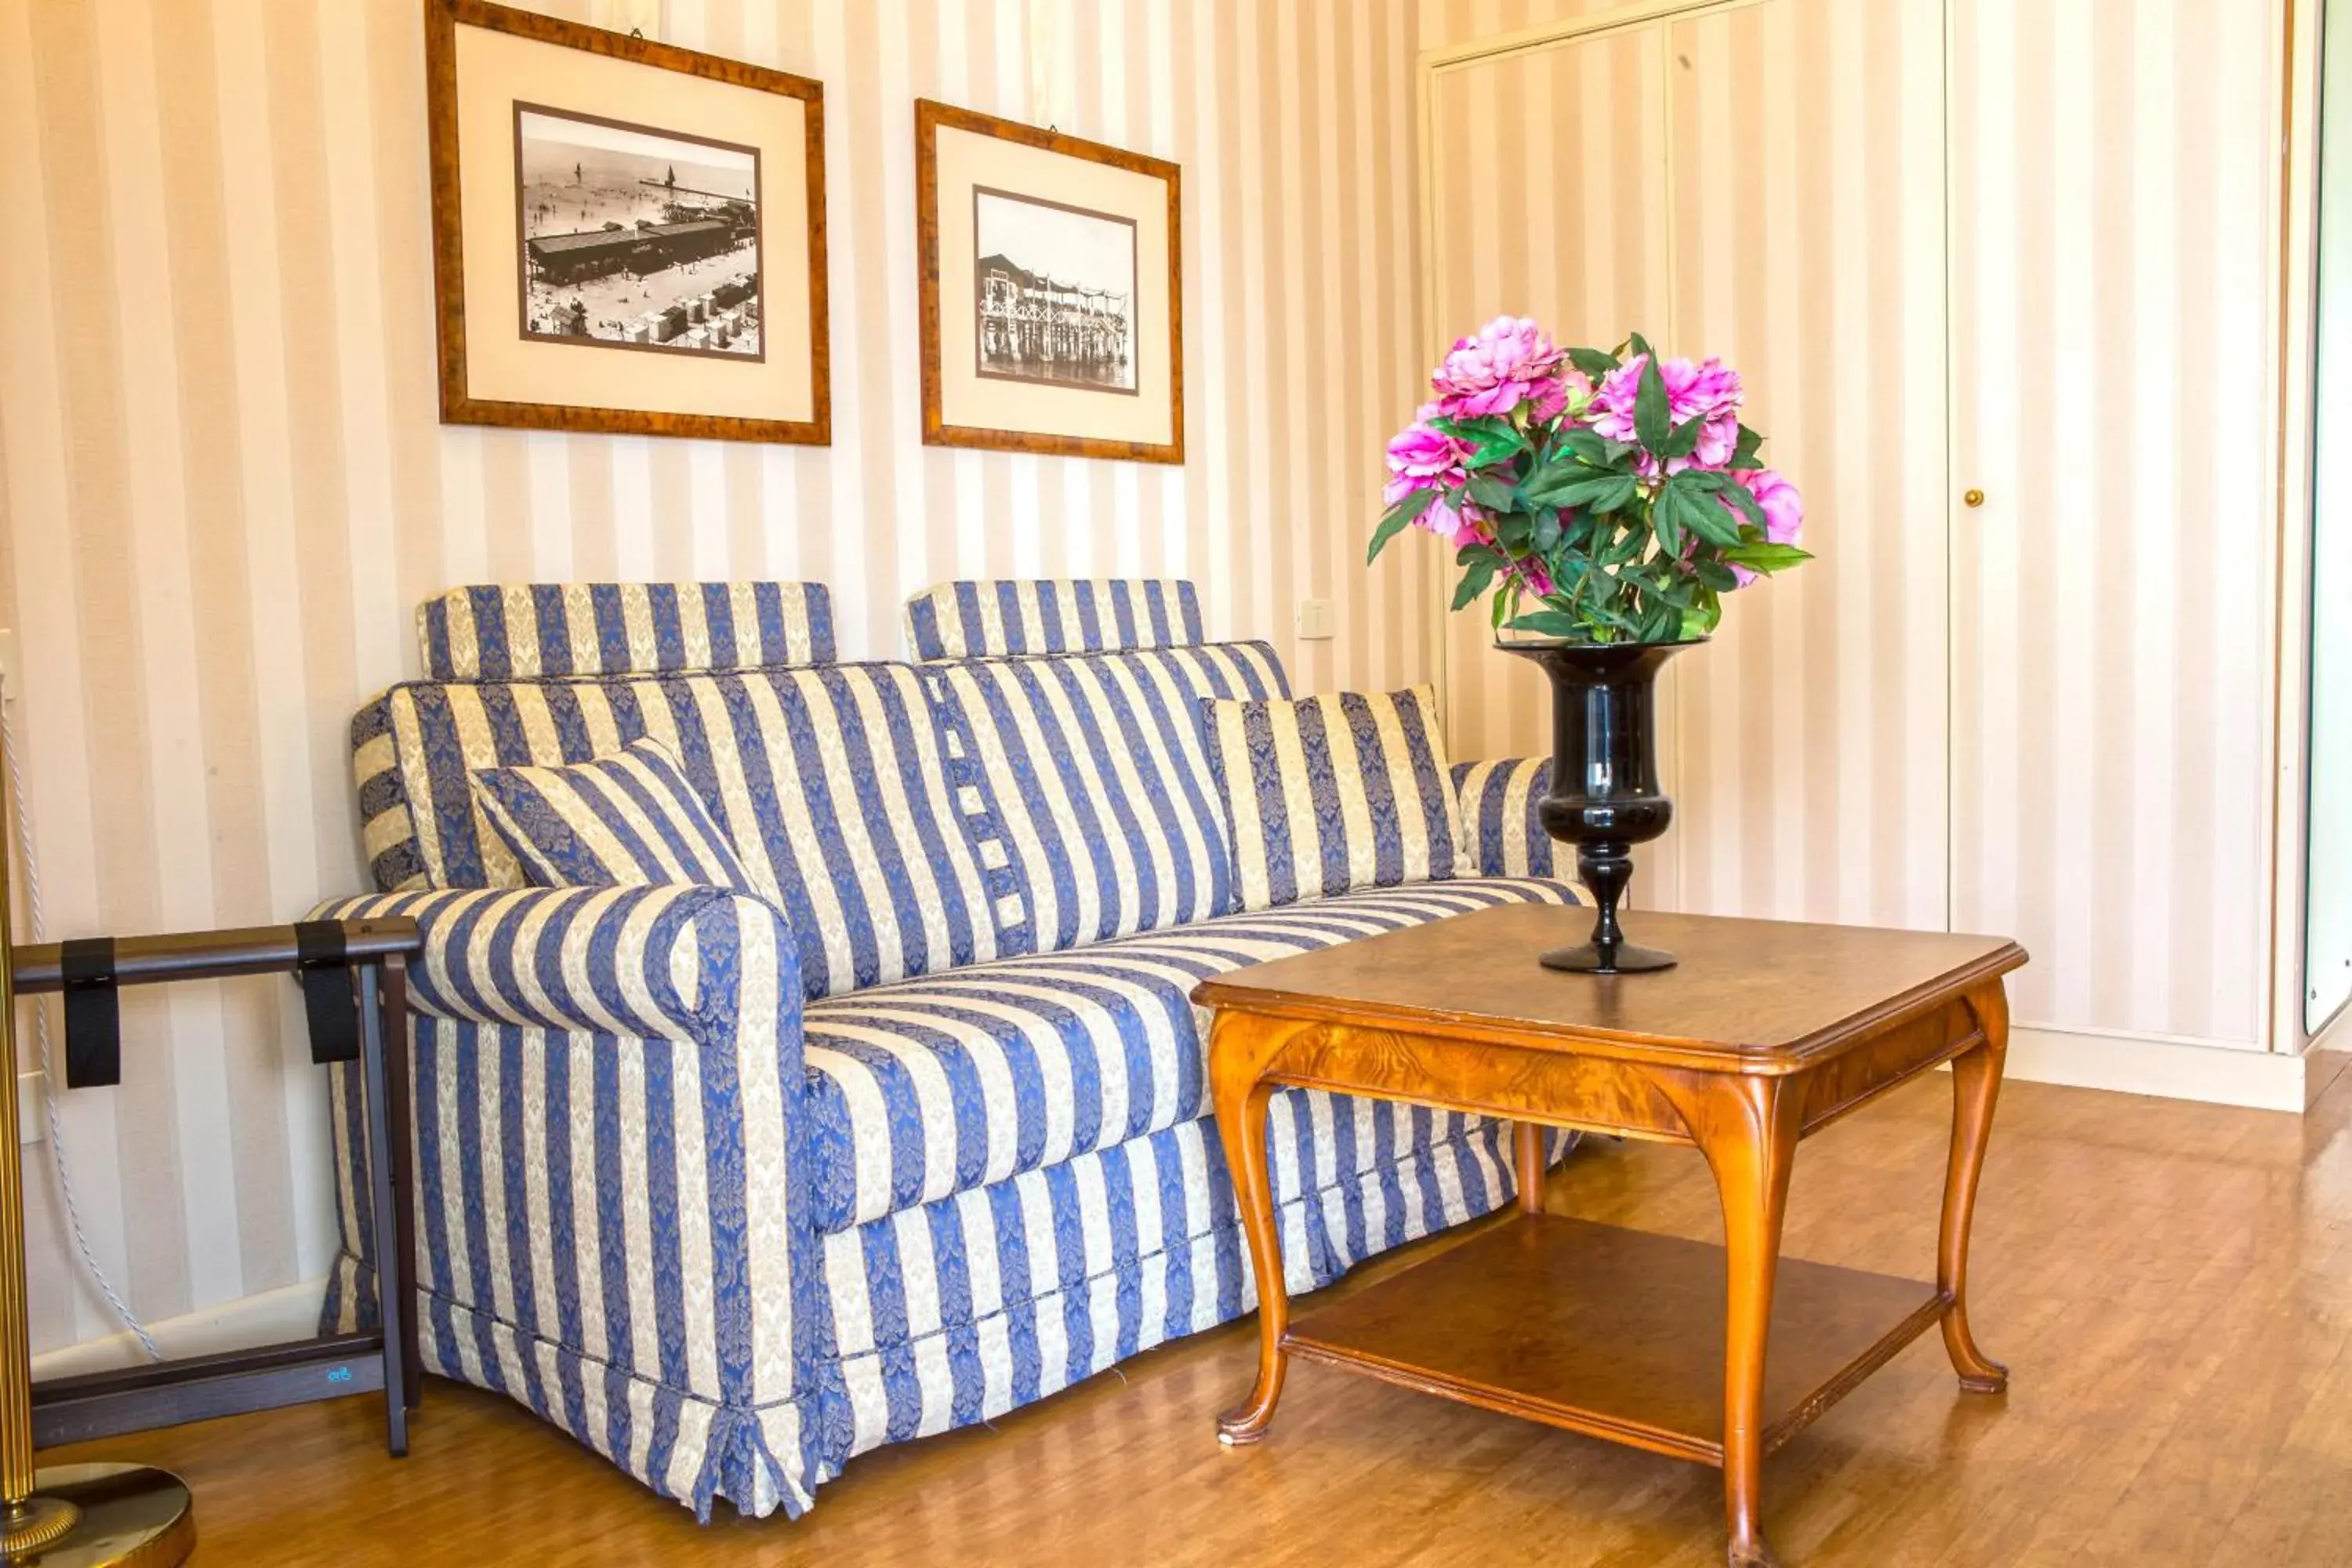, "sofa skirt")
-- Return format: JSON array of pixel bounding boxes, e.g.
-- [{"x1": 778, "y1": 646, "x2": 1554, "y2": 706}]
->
[{"x1": 325, "y1": 1105, "x2": 1559, "y2": 1520}]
